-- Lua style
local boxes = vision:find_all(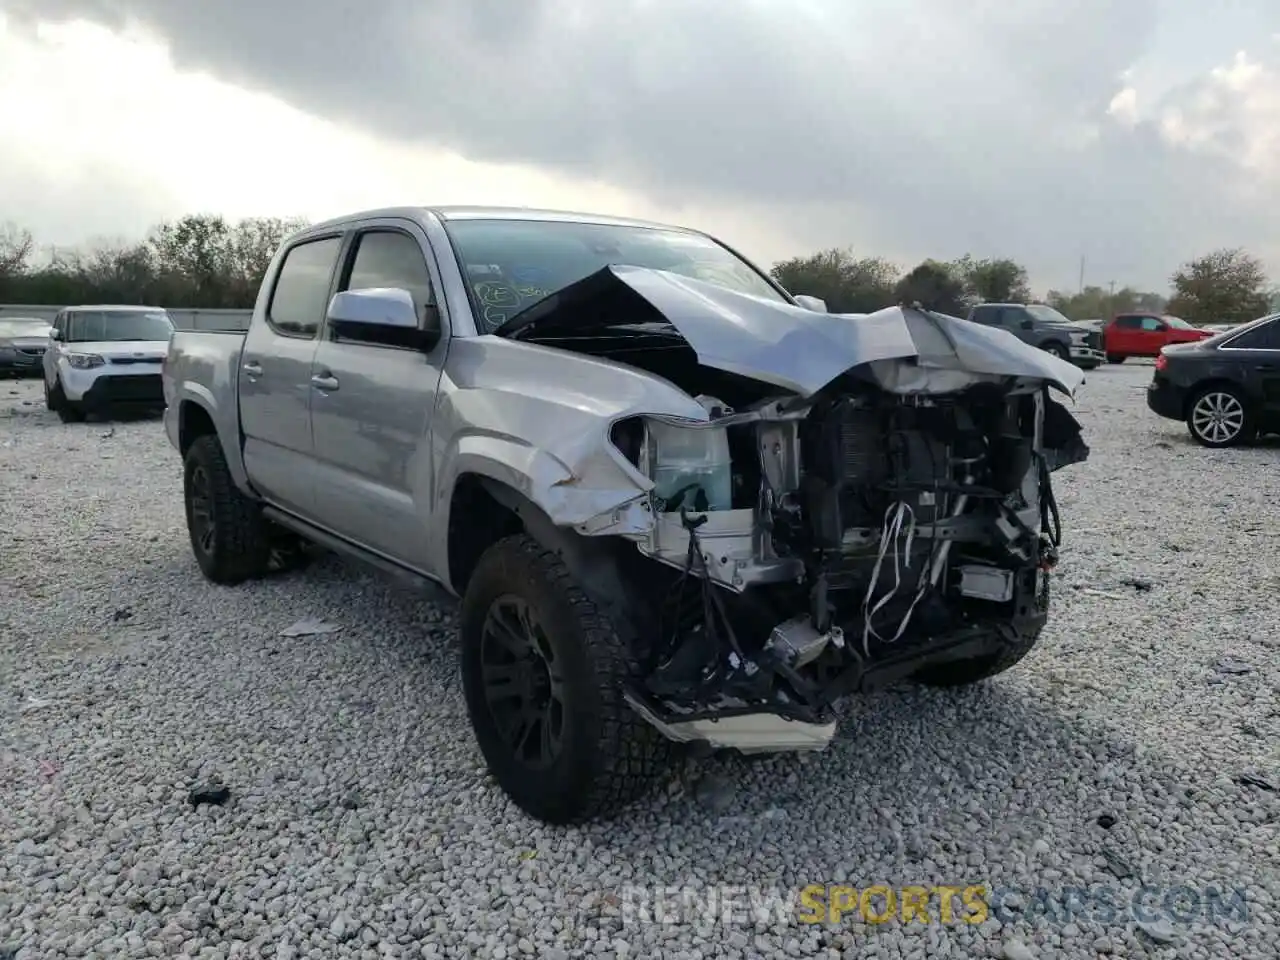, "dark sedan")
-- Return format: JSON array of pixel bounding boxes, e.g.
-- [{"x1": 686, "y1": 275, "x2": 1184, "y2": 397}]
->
[{"x1": 1147, "y1": 313, "x2": 1280, "y2": 447}]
